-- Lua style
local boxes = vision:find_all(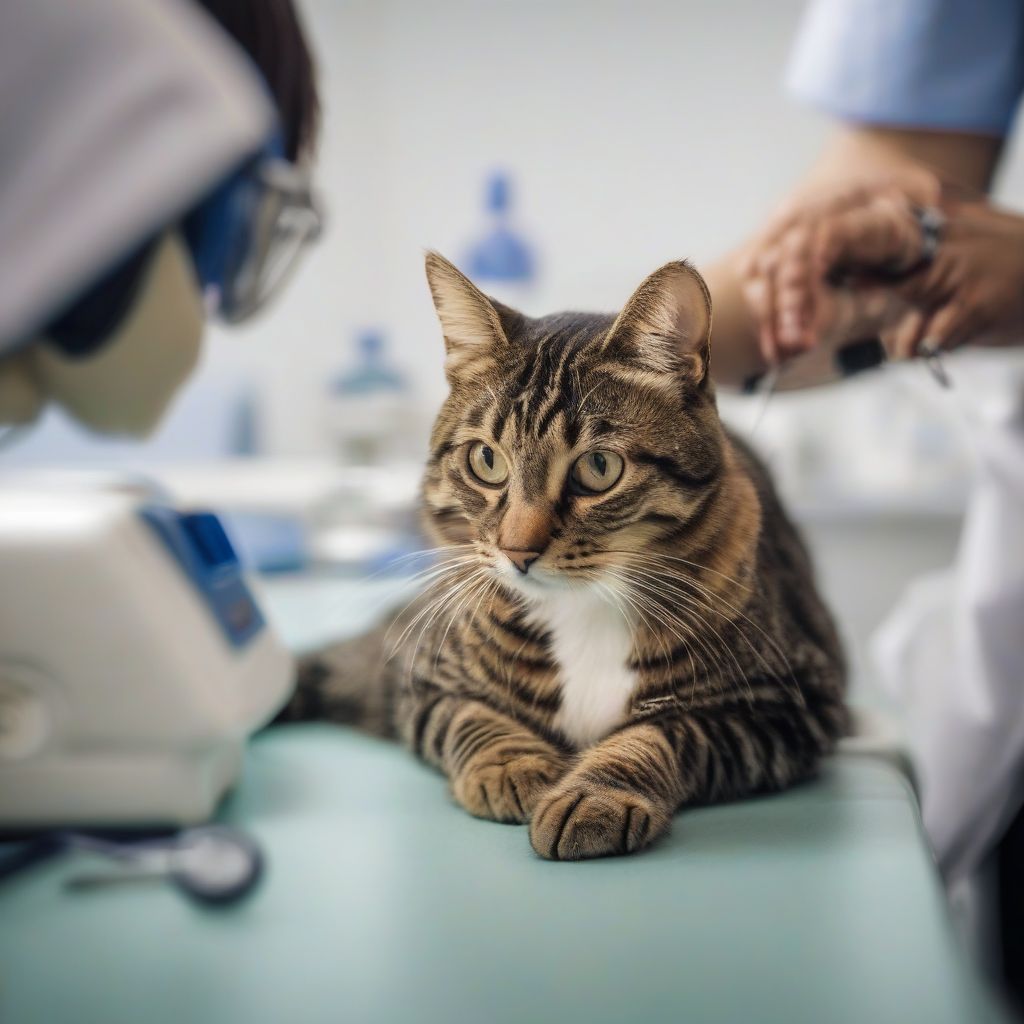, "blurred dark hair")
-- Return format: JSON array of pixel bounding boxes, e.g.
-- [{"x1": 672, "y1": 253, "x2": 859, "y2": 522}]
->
[{"x1": 194, "y1": 0, "x2": 320, "y2": 161}]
